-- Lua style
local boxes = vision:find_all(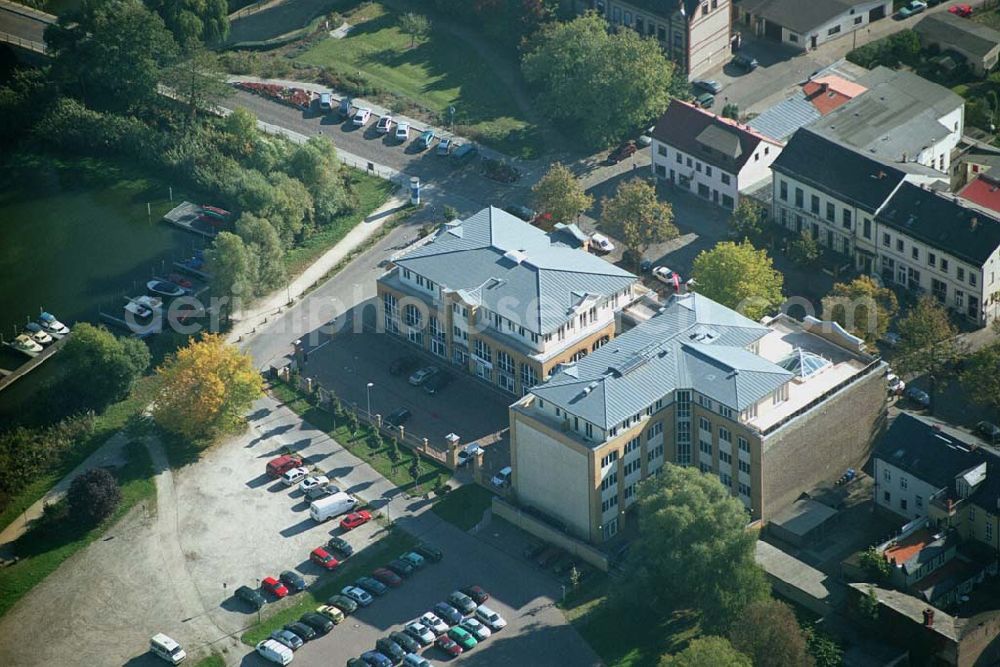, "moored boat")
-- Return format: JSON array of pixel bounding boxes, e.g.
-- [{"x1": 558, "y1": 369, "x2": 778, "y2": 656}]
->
[
  {"x1": 38, "y1": 311, "x2": 70, "y2": 337},
  {"x1": 147, "y1": 280, "x2": 185, "y2": 298},
  {"x1": 10, "y1": 333, "x2": 42, "y2": 357},
  {"x1": 23, "y1": 322, "x2": 53, "y2": 346}
]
